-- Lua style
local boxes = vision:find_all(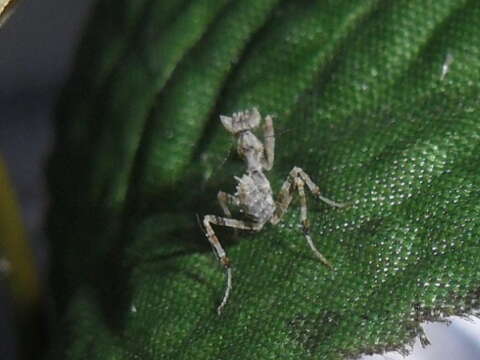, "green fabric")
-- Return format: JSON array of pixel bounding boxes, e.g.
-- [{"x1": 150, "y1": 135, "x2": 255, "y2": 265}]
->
[{"x1": 47, "y1": 1, "x2": 480, "y2": 359}]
